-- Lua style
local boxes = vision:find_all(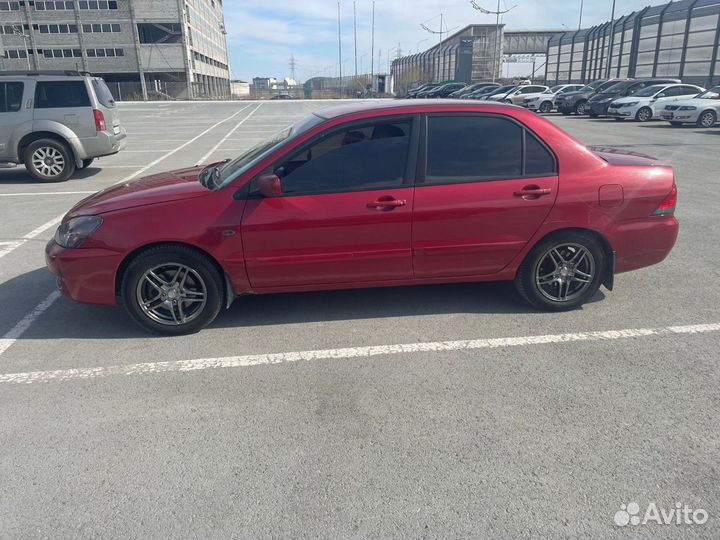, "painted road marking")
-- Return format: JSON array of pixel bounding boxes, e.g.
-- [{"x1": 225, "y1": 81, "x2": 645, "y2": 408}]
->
[
  {"x1": 0, "y1": 291, "x2": 60, "y2": 357},
  {"x1": 0, "y1": 191, "x2": 95, "y2": 198},
  {"x1": 1, "y1": 322, "x2": 719, "y2": 384},
  {"x1": 197, "y1": 104, "x2": 263, "y2": 164},
  {"x1": 0, "y1": 104, "x2": 252, "y2": 262},
  {"x1": 0, "y1": 216, "x2": 62, "y2": 260}
]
